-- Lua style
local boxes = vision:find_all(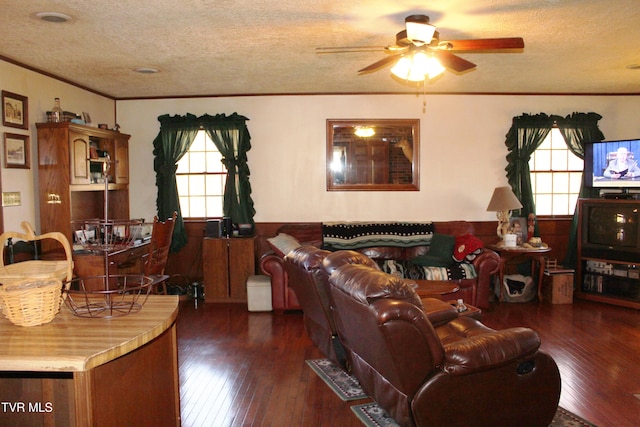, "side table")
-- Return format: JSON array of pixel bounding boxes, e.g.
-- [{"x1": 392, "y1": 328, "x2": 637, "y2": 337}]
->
[{"x1": 487, "y1": 244, "x2": 551, "y2": 302}]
